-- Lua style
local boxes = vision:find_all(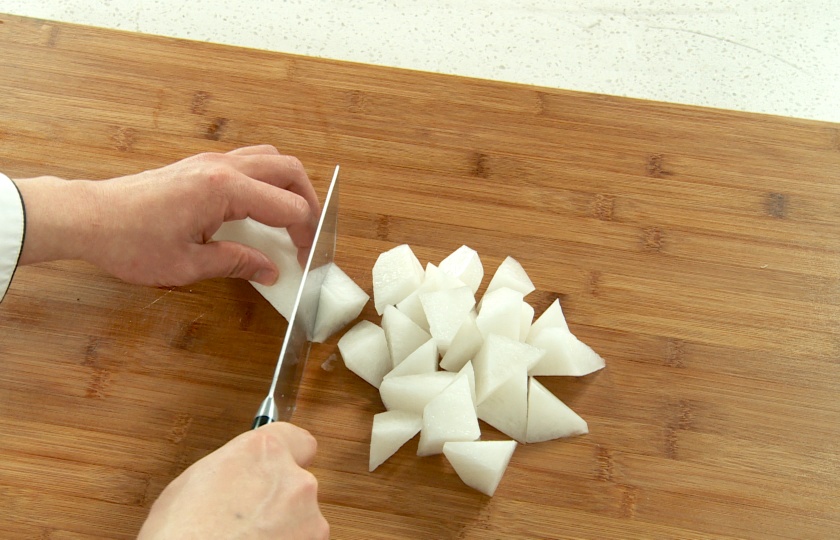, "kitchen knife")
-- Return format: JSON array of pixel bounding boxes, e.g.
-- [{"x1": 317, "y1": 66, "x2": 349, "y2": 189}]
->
[{"x1": 252, "y1": 165, "x2": 340, "y2": 429}]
